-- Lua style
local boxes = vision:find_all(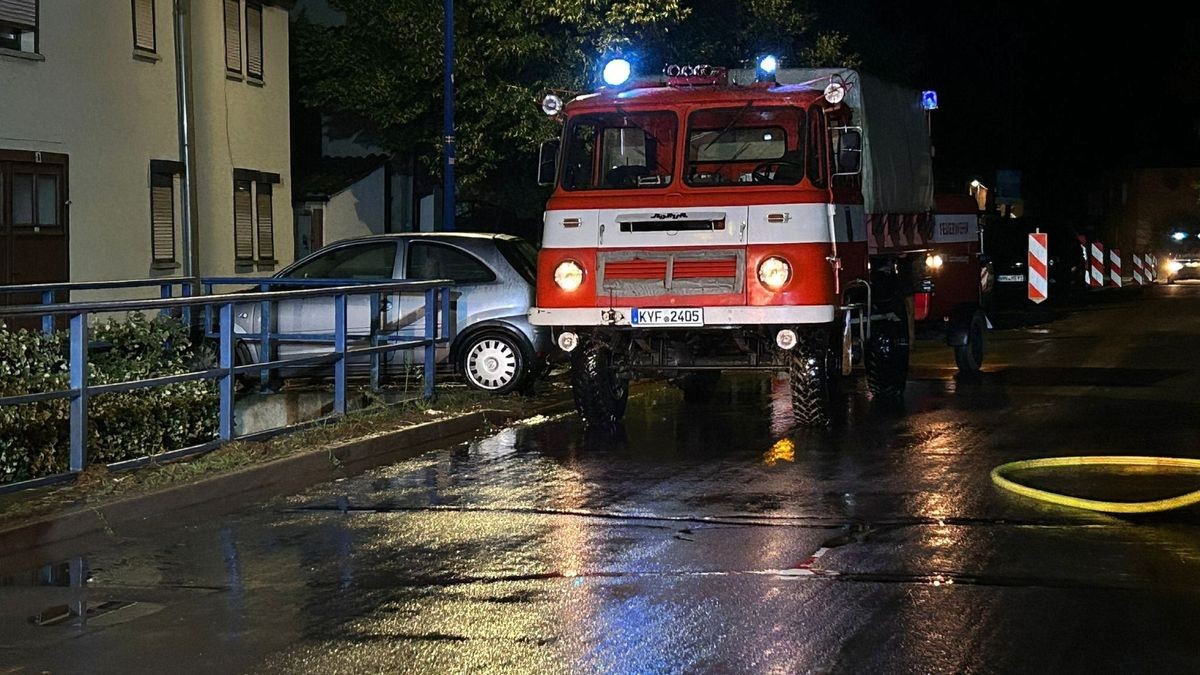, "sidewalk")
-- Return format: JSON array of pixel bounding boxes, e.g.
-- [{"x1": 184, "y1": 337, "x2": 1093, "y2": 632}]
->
[{"x1": 0, "y1": 384, "x2": 575, "y2": 561}]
